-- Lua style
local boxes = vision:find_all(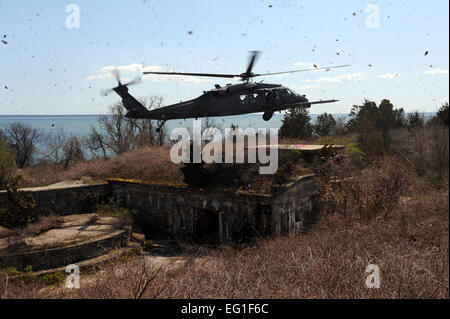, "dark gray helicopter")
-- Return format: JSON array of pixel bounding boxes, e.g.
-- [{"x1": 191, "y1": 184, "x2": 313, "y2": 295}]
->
[{"x1": 103, "y1": 52, "x2": 348, "y2": 131}]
